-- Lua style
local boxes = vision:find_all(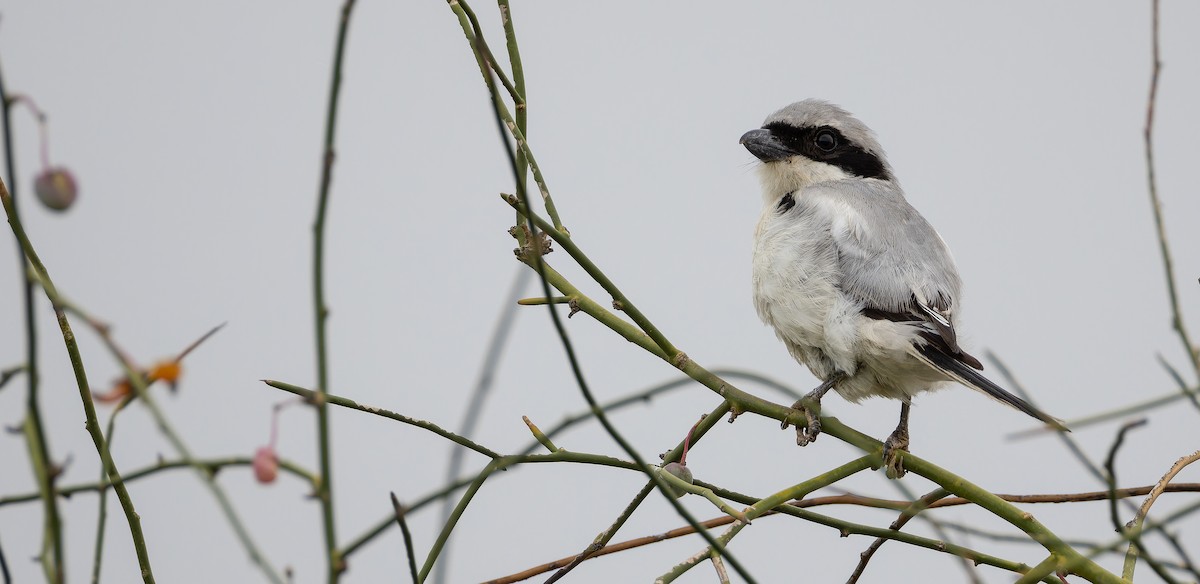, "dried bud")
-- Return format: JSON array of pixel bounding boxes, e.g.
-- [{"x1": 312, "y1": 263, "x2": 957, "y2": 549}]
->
[
  {"x1": 253, "y1": 446, "x2": 279, "y2": 484},
  {"x1": 34, "y1": 167, "x2": 78, "y2": 211},
  {"x1": 662, "y1": 461, "x2": 693, "y2": 499}
]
